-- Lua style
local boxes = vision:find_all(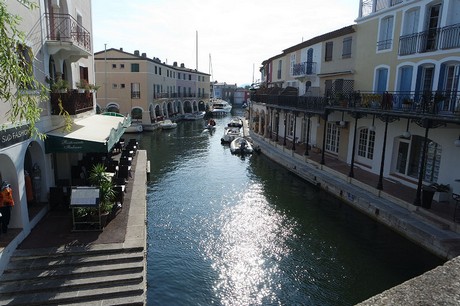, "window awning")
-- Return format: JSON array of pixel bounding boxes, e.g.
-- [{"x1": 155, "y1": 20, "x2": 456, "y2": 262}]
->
[{"x1": 45, "y1": 114, "x2": 130, "y2": 153}]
